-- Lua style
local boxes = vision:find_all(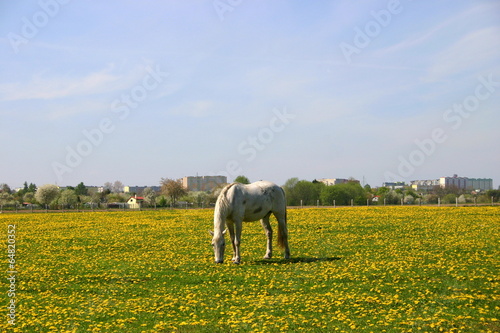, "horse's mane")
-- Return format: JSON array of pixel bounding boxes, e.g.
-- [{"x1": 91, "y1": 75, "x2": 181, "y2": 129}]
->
[{"x1": 214, "y1": 183, "x2": 238, "y2": 226}]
